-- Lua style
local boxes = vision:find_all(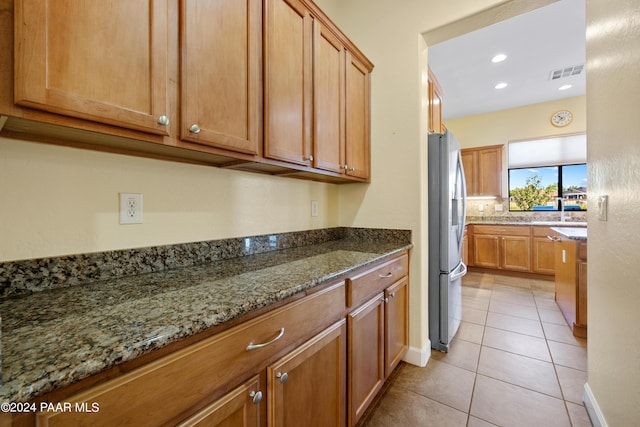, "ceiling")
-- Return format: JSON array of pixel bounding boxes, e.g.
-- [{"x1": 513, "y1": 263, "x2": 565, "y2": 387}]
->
[{"x1": 428, "y1": 0, "x2": 586, "y2": 121}]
